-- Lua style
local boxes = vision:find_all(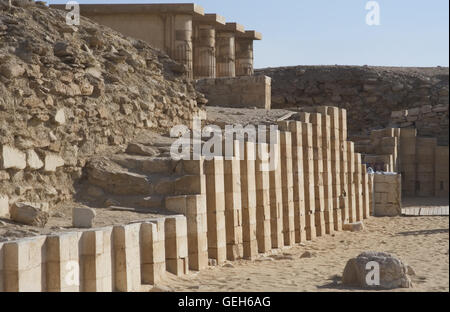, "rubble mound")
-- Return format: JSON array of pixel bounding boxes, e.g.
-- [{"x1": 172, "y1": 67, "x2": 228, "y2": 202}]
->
[{"x1": 0, "y1": 3, "x2": 204, "y2": 206}]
